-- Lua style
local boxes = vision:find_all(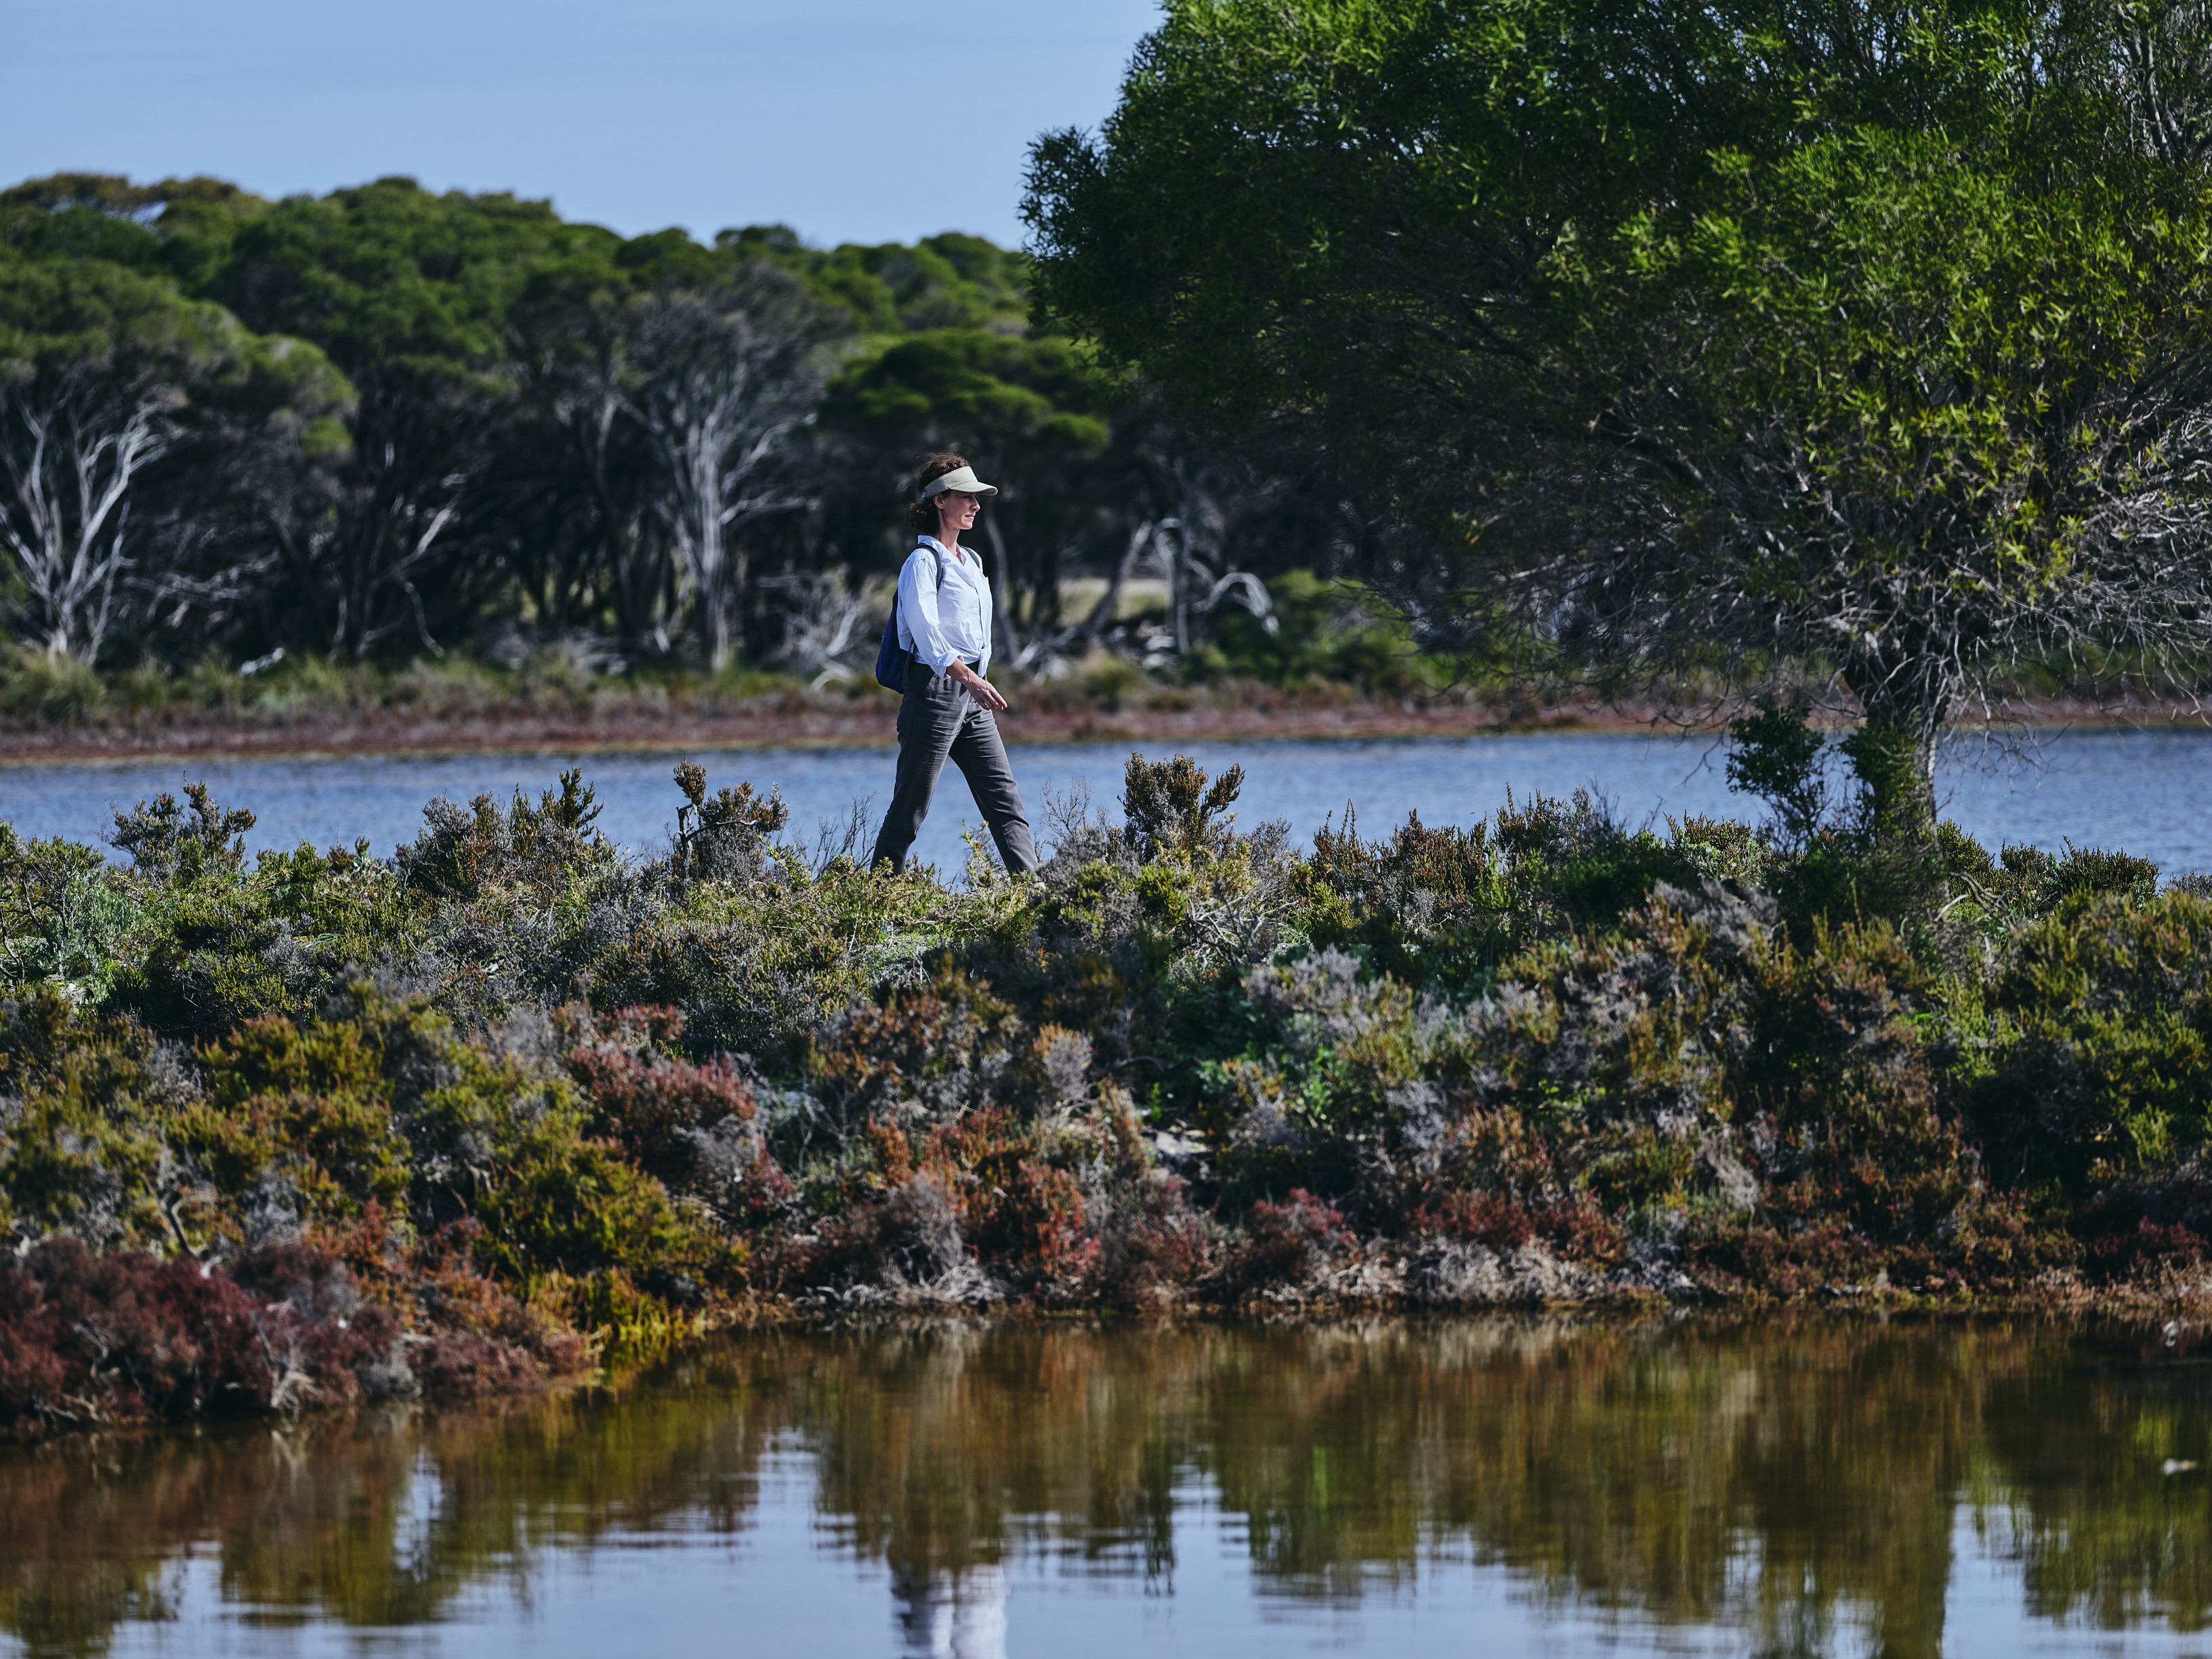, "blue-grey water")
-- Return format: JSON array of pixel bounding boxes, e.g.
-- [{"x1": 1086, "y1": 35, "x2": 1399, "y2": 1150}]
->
[
  {"x1": 1, "y1": 1320, "x2": 2207, "y2": 1659},
  {"x1": 4, "y1": 727, "x2": 2211, "y2": 876}
]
